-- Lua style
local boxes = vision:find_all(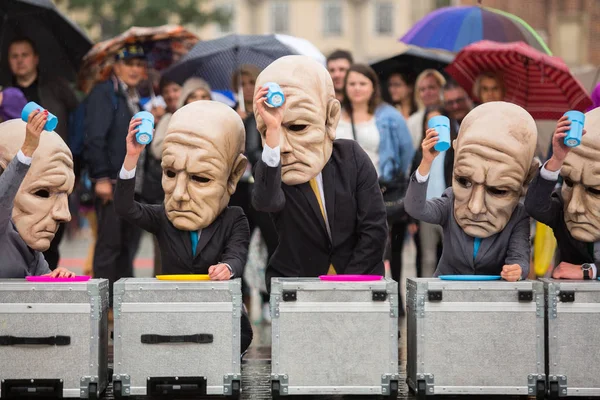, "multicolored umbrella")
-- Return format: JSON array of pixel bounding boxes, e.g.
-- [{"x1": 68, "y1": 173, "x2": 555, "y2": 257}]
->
[
  {"x1": 77, "y1": 25, "x2": 199, "y2": 93},
  {"x1": 401, "y1": 5, "x2": 551, "y2": 55},
  {"x1": 446, "y1": 41, "x2": 591, "y2": 119}
]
